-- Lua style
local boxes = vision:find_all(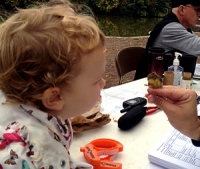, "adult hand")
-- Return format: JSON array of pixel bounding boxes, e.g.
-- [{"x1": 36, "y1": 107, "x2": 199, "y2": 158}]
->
[{"x1": 145, "y1": 86, "x2": 200, "y2": 141}]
